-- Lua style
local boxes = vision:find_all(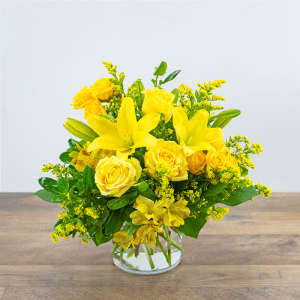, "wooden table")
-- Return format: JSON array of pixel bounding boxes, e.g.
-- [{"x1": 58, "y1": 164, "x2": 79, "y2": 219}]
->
[{"x1": 0, "y1": 193, "x2": 299, "y2": 300}]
